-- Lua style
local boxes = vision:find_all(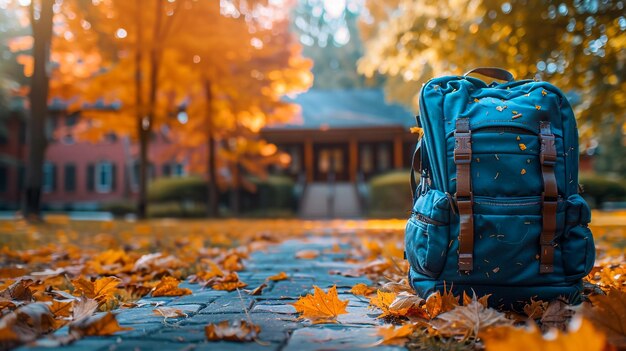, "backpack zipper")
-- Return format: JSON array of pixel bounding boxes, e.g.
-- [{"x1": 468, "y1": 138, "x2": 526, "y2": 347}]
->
[
  {"x1": 411, "y1": 211, "x2": 446, "y2": 226},
  {"x1": 473, "y1": 196, "x2": 563, "y2": 207},
  {"x1": 473, "y1": 126, "x2": 535, "y2": 135}
]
